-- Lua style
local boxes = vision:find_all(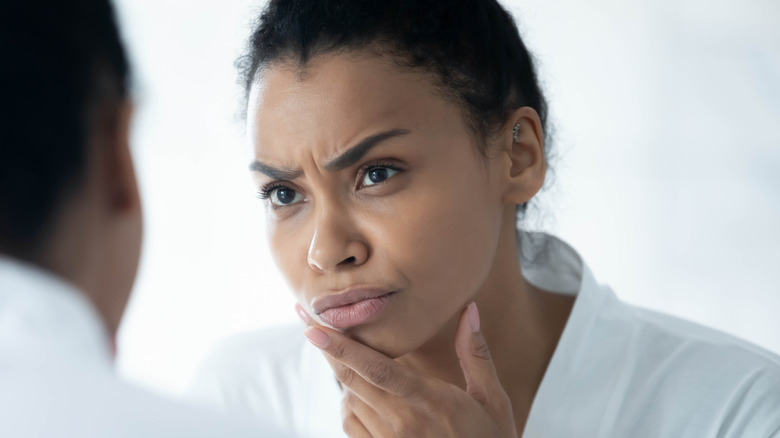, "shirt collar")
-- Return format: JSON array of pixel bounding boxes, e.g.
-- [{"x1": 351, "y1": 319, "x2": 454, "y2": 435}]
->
[
  {"x1": 519, "y1": 231, "x2": 585, "y2": 296},
  {"x1": 0, "y1": 255, "x2": 112, "y2": 368},
  {"x1": 519, "y1": 232, "x2": 617, "y2": 434}
]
